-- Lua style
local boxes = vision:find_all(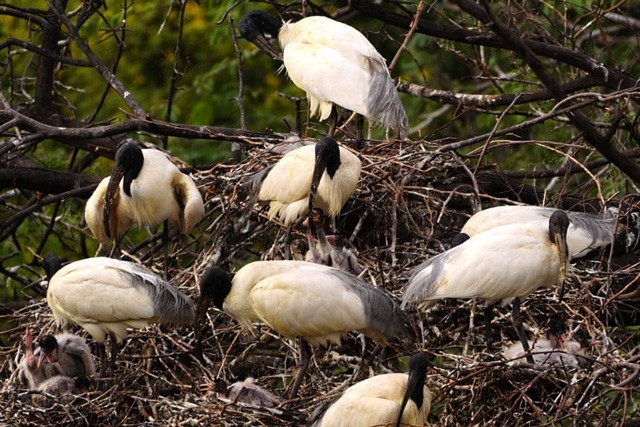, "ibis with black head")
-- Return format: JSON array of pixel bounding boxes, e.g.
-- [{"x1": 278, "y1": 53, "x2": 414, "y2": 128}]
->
[
  {"x1": 37, "y1": 333, "x2": 96, "y2": 378},
  {"x1": 84, "y1": 141, "x2": 204, "y2": 244},
  {"x1": 311, "y1": 352, "x2": 431, "y2": 427},
  {"x1": 403, "y1": 211, "x2": 570, "y2": 364},
  {"x1": 194, "y1": 260, "x2": 412, "y2": 398},
  {"x1": 452, "y1": 205, "x2": 615, "y2": 259},
  {"x1": 248, "y1": 137, "x2": 361, "y2": 228},
  {"x1": 43, "y1": 253, "x2": 195, "y2": 375},
  {"x1": 239, "y1": 10, "x2": 408, "y2": 141}
]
